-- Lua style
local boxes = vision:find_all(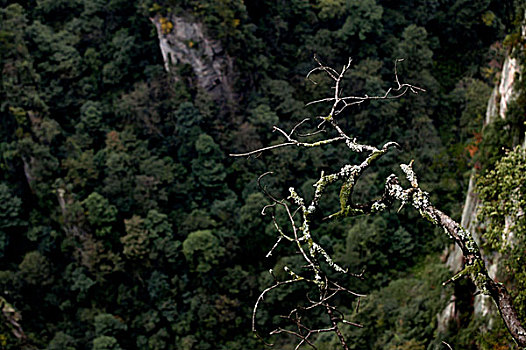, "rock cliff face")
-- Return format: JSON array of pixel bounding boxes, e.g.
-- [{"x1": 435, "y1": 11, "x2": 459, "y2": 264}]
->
[
  {"x1": 466, "y1": 49, "x2": 521, "y2": 317},
  {"x1": 151, "y1": 14, "x2": 235, "y2": 103},
  {"x1": 438, "y1": 30, "x2": 523, "y2": 330},
  {"x1": 485, "y1": 55, "x2": 520, "y2": 124}
]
